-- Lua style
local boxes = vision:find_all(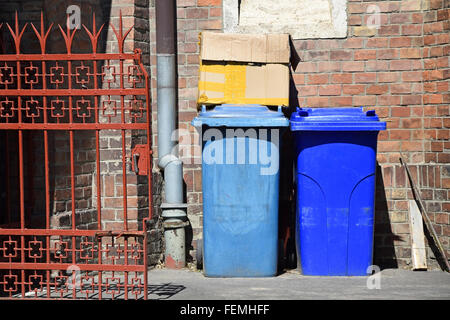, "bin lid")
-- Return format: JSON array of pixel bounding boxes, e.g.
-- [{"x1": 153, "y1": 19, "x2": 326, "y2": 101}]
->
[
  {"x1": 191, "y1": 104, "x2": 289, "y2": 127},
  {"x1": 290, "y1": 107, "x2": 386, "y2": 131}
]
